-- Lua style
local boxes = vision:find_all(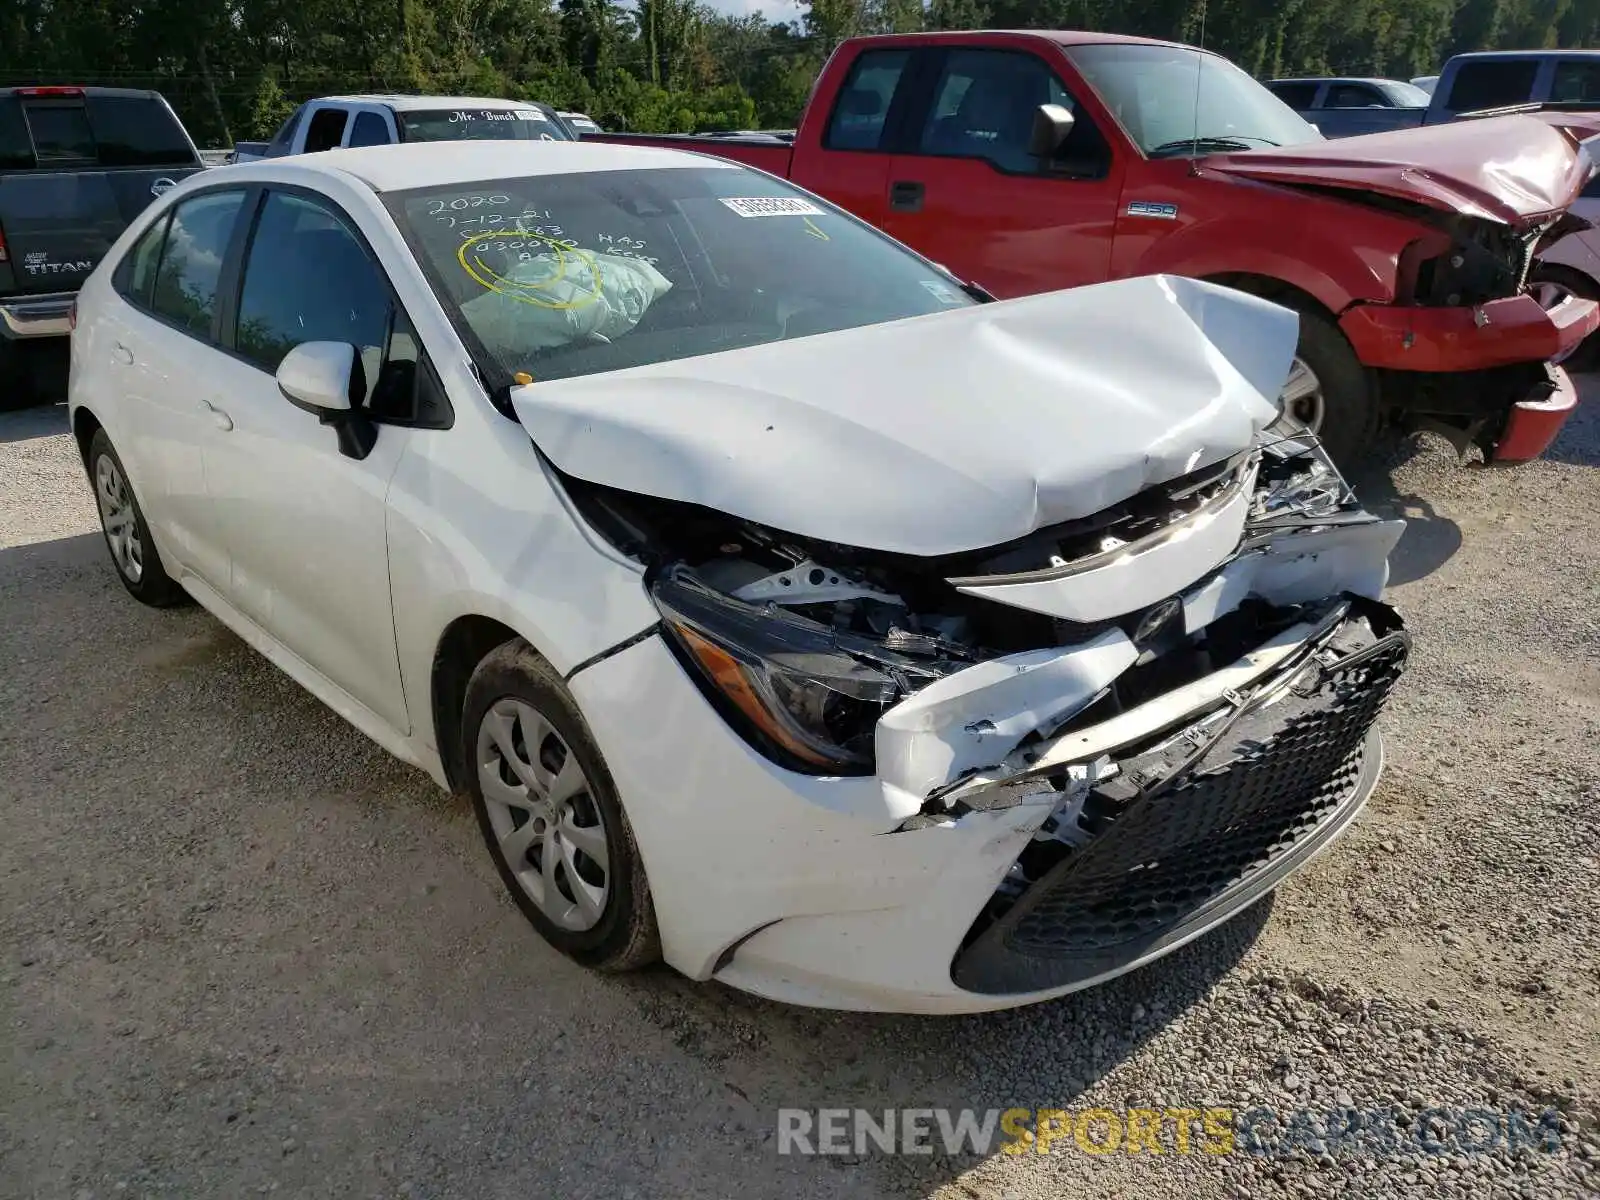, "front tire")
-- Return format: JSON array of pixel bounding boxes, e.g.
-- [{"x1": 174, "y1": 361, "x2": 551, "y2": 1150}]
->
[
  {"x1": 1274, "y1": 304, "x2": 1382, "y2": 469},
  {"x1": 462, "y1": 640, "x2": 660, "y2": 972},
  {"x1": 87, "y1": 428, "x2": 189, "y2": 607}
]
